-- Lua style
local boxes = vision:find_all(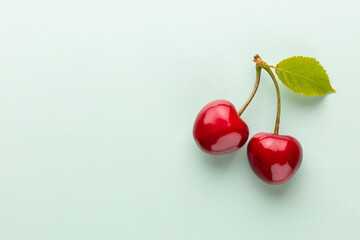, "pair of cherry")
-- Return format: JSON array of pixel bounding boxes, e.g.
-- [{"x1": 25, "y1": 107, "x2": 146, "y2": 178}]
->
[{"x1": 193, "y1": 56, "x2": 302, "y2": 185}]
